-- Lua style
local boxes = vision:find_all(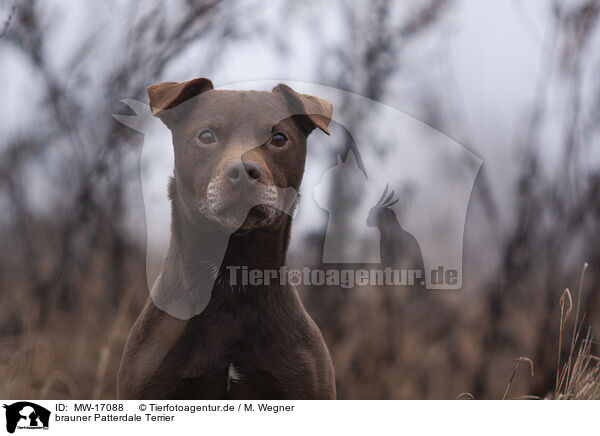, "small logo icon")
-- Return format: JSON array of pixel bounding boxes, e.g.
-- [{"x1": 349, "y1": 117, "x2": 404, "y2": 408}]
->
[{"x1": 3, "y1": 402, "x2": 50, "y2": 434}]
